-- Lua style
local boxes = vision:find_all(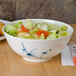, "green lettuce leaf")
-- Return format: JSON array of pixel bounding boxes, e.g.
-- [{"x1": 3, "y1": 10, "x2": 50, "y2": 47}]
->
[{"x1": 5, "y1": 24, "x2": 17, "y2": 36}]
